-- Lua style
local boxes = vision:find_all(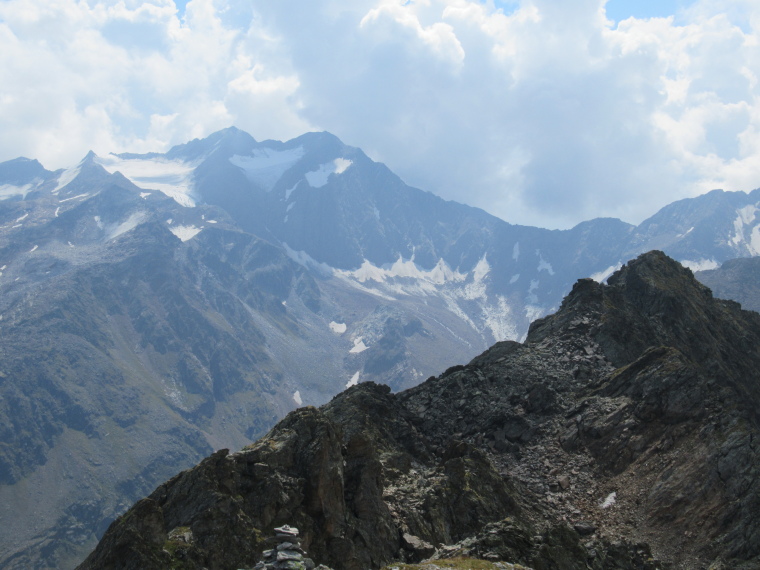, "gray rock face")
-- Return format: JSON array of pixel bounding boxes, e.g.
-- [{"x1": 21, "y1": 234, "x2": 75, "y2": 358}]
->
[{"x1": 77, "y1": 252, "x2": 760, "y2": 569}]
